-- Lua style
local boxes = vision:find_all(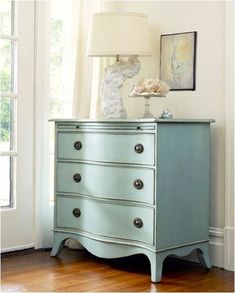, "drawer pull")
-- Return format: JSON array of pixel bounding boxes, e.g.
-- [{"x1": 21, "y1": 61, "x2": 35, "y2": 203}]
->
[
  {"x1": 72, "y1": 208, "x2": 81, "y2": 217},
  {"x1": 134, "y1": 144, "x2": 144, "y2": 154},
  {"x1": 133, "y1": 179, "x2": 144, "y2": 189},
  {"x1": 73, "y1": 173, "x2": 81, "y2": 183},
  {"x1": 133, "y1": 218, "x2": 143, "y2": 228},
  {"x1": 74, "y1": 141, "x2": 82, "y2": 150}
]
